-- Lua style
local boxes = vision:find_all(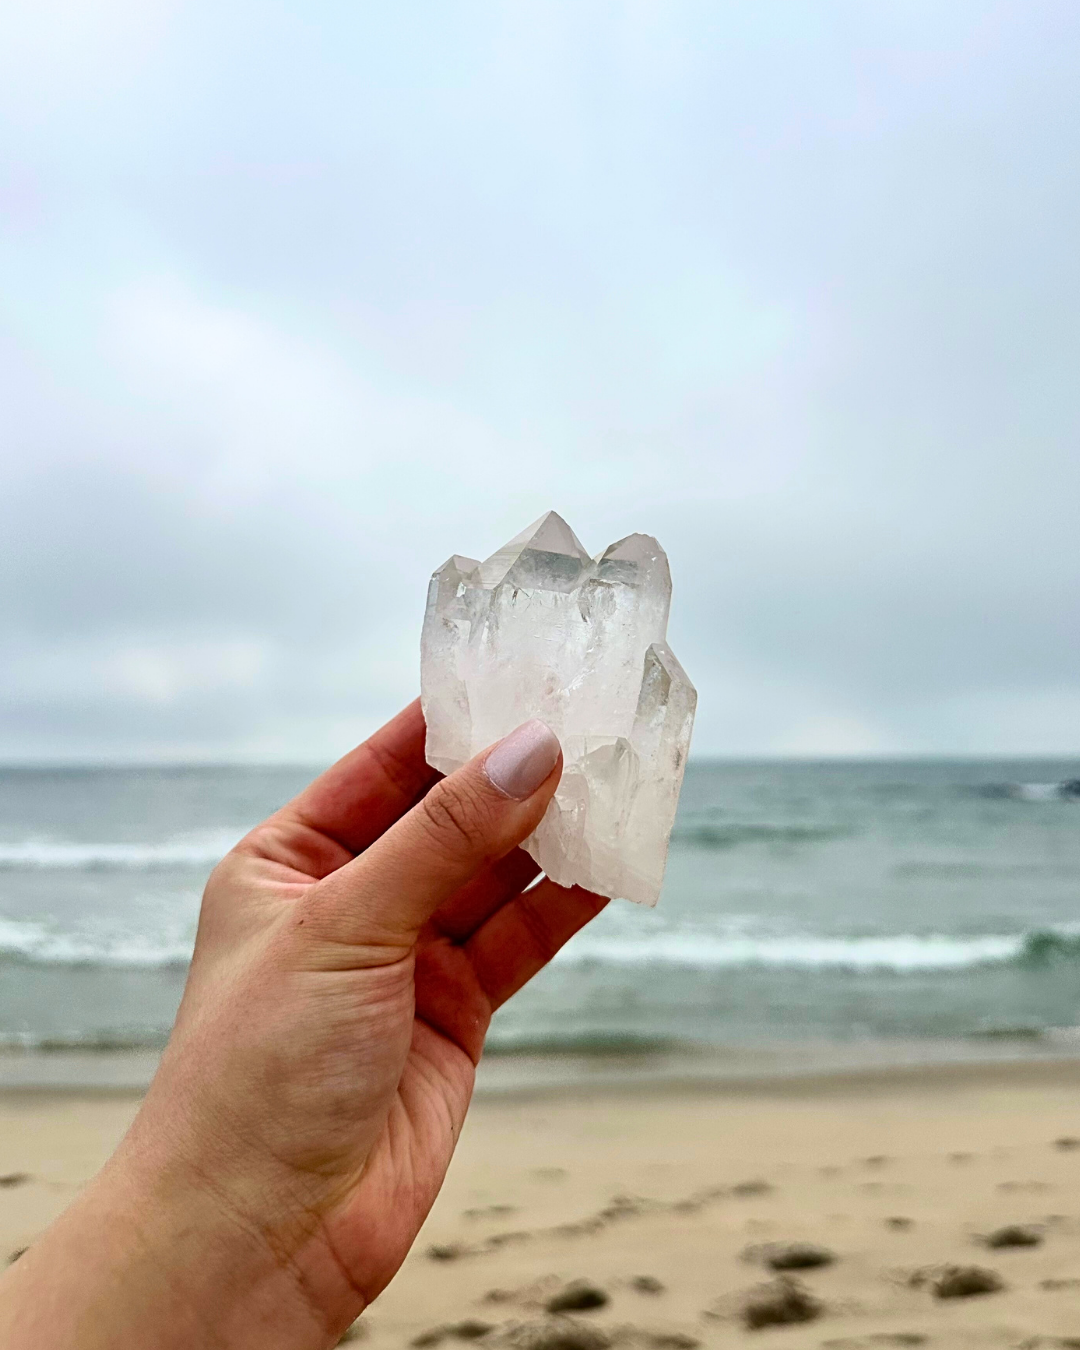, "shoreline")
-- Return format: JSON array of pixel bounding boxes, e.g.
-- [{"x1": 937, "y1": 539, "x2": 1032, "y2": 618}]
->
[{"x1": 4, "y1": 1039, "x2": 1080, "y2": 1099}]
